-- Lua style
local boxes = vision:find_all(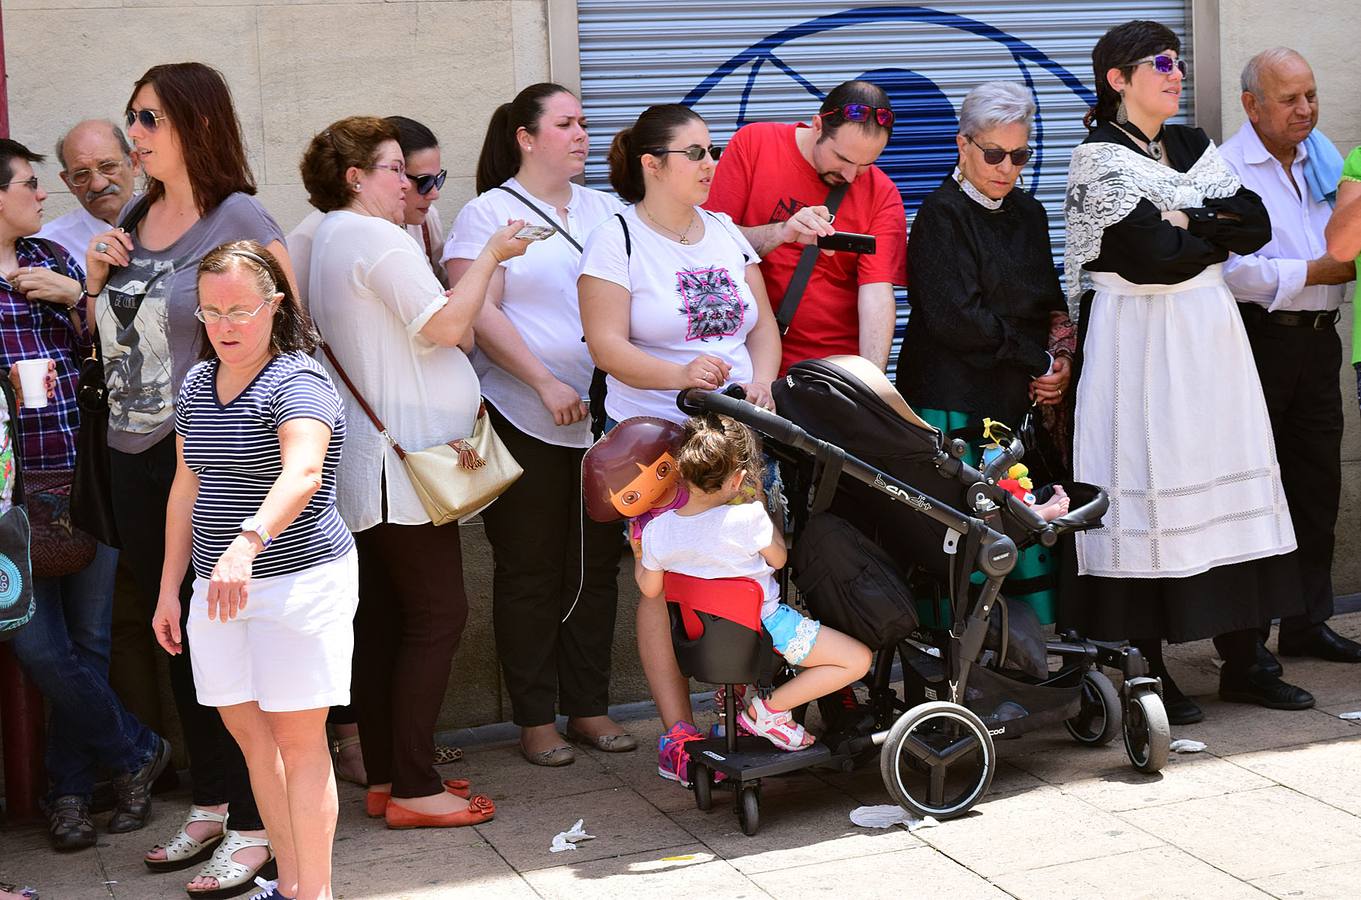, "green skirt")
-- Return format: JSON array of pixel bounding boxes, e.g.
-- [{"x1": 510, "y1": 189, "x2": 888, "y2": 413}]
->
[{"x1": 916, "y1": 408, "x2": 1057, "y2": 626}]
